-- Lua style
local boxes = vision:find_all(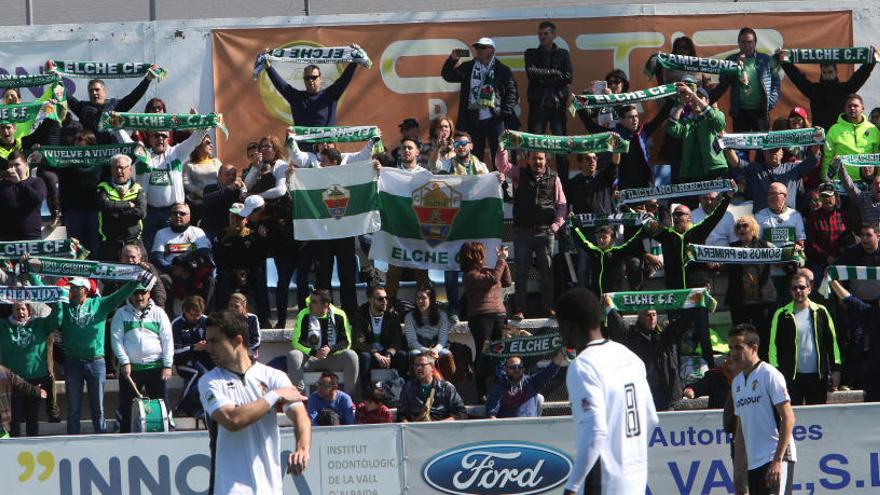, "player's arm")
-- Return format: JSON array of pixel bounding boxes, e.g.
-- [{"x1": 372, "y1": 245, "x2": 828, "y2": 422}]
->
[
  {"x1": 765, "y1": 400, "x2": 795, "y2": 488},
  {"x1": 209, "y1": 386, "x2": 303, "y2": 432},
  {"x1": 285, "y1": 401, "x2": 311, "y2": 476},
  {"x1": 733, "y1": 417, "x2": 747, "y2": 494},
  {"x1": 564, "y1": 362, "x2": 607, "y2": 495}
]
